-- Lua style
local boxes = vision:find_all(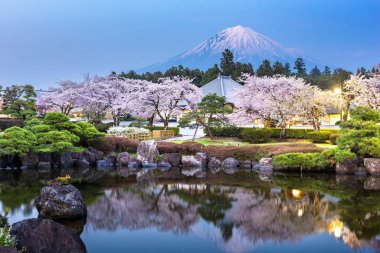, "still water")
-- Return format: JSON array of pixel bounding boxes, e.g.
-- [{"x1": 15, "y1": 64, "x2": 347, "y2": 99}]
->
[{"x1": 0, "y1": 170, "x2": 379, "y2": 253}]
